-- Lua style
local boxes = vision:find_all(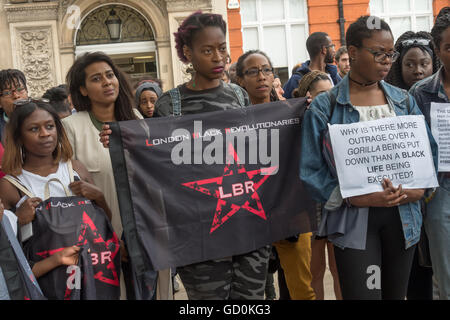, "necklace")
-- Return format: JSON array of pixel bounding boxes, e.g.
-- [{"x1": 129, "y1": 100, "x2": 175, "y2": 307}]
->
[{"x1": 348, "y1": 74, "x2": 378, "y2": 87}]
